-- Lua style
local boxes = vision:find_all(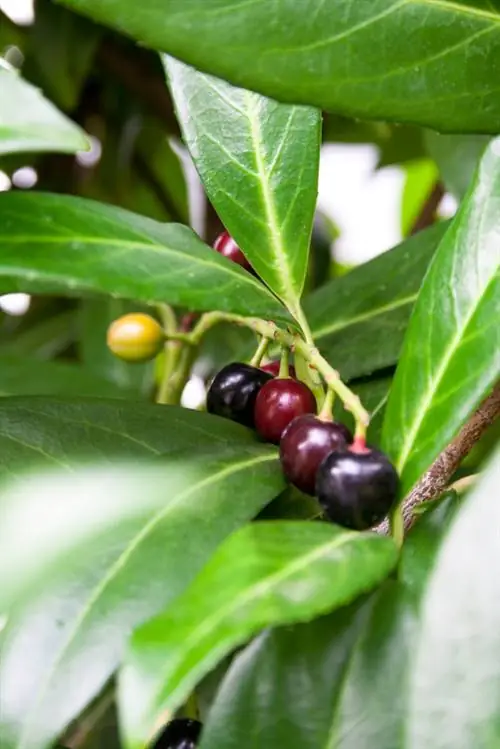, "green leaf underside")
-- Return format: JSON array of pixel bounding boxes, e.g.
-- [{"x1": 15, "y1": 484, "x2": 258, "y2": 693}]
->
[
  {"x1": 0, "y1": 192, "x2": 289, "y2": 322},
  {"x1": 0, "y1": 403, "x2": 284, "y2": 749},
  {"x1": 382, "y1": 137, "x2": 500, "y2": 495},
  {"x1": 424, "y1": 131, "x2": 490, "y2": 200},
  {"x1": 407, "y1": 452, "x2": 500, "y2": 749},
  {"x1": 200, "y1": 499, "x2": 458, "y2": 749},
  {"x1": 166, "y1": 57, "x2": 321, "y2": 313},
  {"x1": 0, "y1": 63, "x2": 88, "y2": 154},
  {"x1": 58, "y1": 0, "x2": 500, "y2": 133},
  {"x1": 306, "y1": 223, "x2": 446, "y2": 380},
  {"x1": 119, "y1": 522, "x2": 397, "y2": 749}
]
